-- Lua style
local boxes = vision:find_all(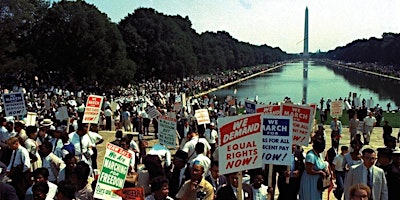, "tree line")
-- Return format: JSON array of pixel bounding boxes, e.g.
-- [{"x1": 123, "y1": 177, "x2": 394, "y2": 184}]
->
[
  {"x1": 0, "y1": 0, "x2": 290, "y2": 88},
  {"x1": 315, "y1": 33, "x2": 400, "y2": 66}
]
